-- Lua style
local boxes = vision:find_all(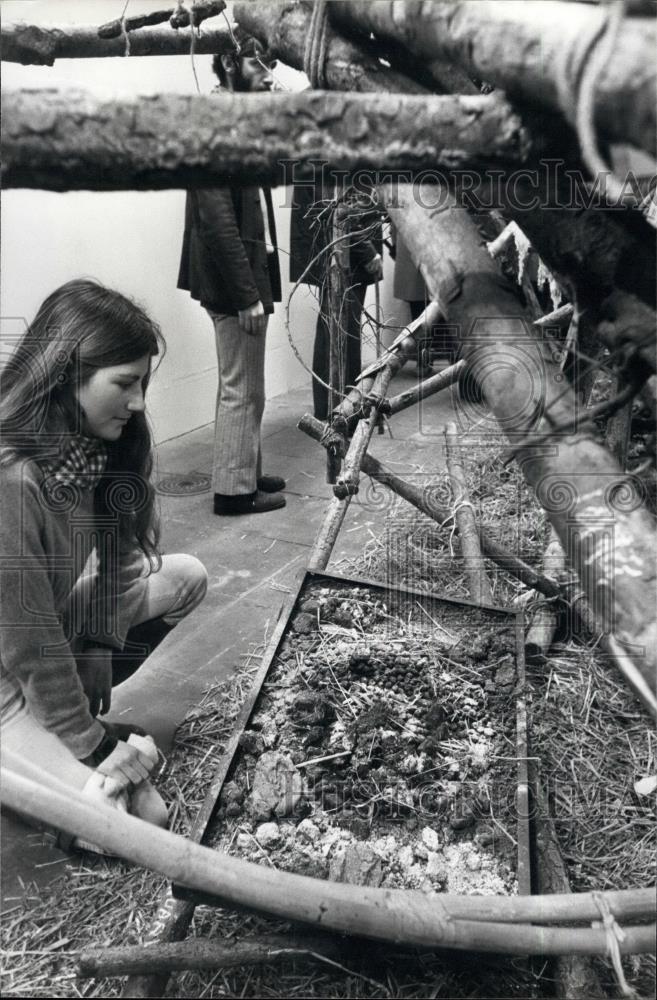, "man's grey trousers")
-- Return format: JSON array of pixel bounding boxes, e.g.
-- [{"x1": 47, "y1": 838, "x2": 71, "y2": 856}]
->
[{"x1": 207, "y1": 310, "x2": 266, "y2": 495}]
